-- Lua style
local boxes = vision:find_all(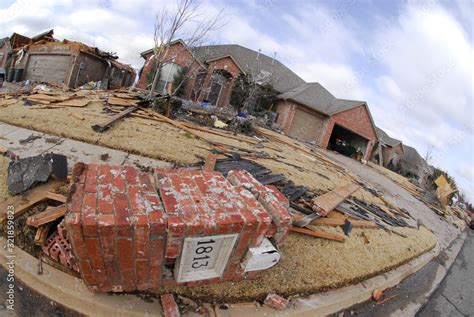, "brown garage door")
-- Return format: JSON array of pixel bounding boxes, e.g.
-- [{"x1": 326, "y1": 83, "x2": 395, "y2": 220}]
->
[
  {"x1": 288, "y1": 108, "x2": 324, "y2": 142},
  {"x1": 25, "y1": 54, "x2": 71, "y2": 84}
]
